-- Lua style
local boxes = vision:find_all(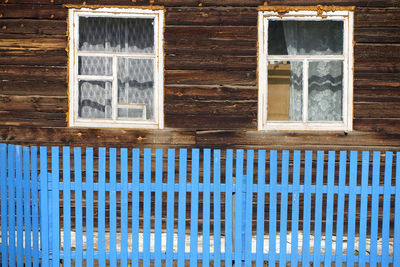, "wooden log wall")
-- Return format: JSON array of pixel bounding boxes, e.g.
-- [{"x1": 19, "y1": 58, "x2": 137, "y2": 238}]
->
[{"x1": 0, "y1": 0, "x2": 400, "y2": 150}]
